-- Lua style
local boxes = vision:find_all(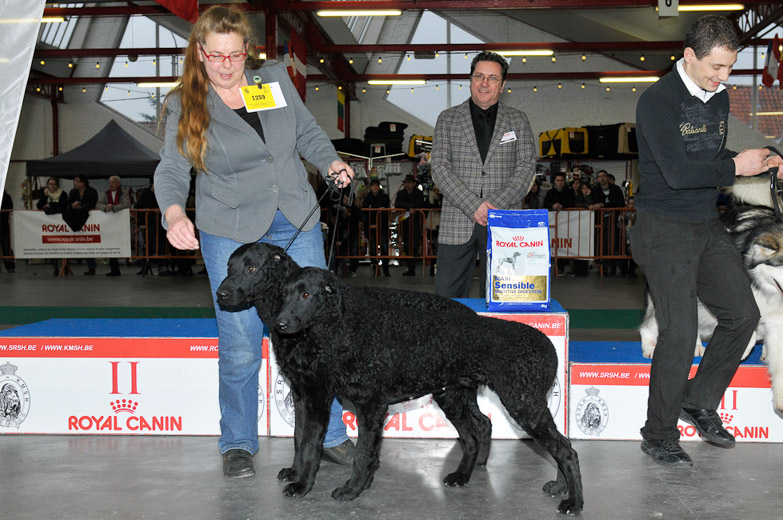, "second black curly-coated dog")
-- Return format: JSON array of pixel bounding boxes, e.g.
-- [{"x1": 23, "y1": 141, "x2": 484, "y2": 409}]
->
[
  {"x1": 215, "y1": 243, "x2": 488, "y2": 484},
  {"x1": 275, "y1": 267, "x2": 584, "y2": 515}
]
